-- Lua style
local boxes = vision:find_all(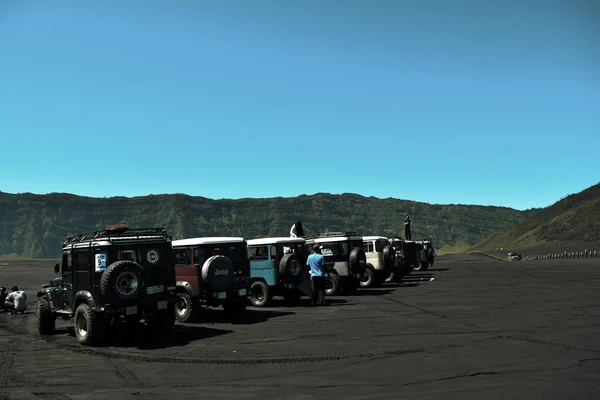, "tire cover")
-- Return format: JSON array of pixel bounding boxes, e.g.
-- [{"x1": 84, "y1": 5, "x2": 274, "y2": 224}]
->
[
  {"x1": 349, "y1": 247, "x2": 366, "y2": 273},
  {"x1": 100, "y1": 260, "x2": 144, "y2": 303},
  {"x1": 279, "y1": 254, "x2": 303, "y2": 281},
  {"x1": 201, "y1": 255, "x2": 235, "y2": 292},
  {"x1": 382, "y1": 245, "x2": 396, "y2": 268}
]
